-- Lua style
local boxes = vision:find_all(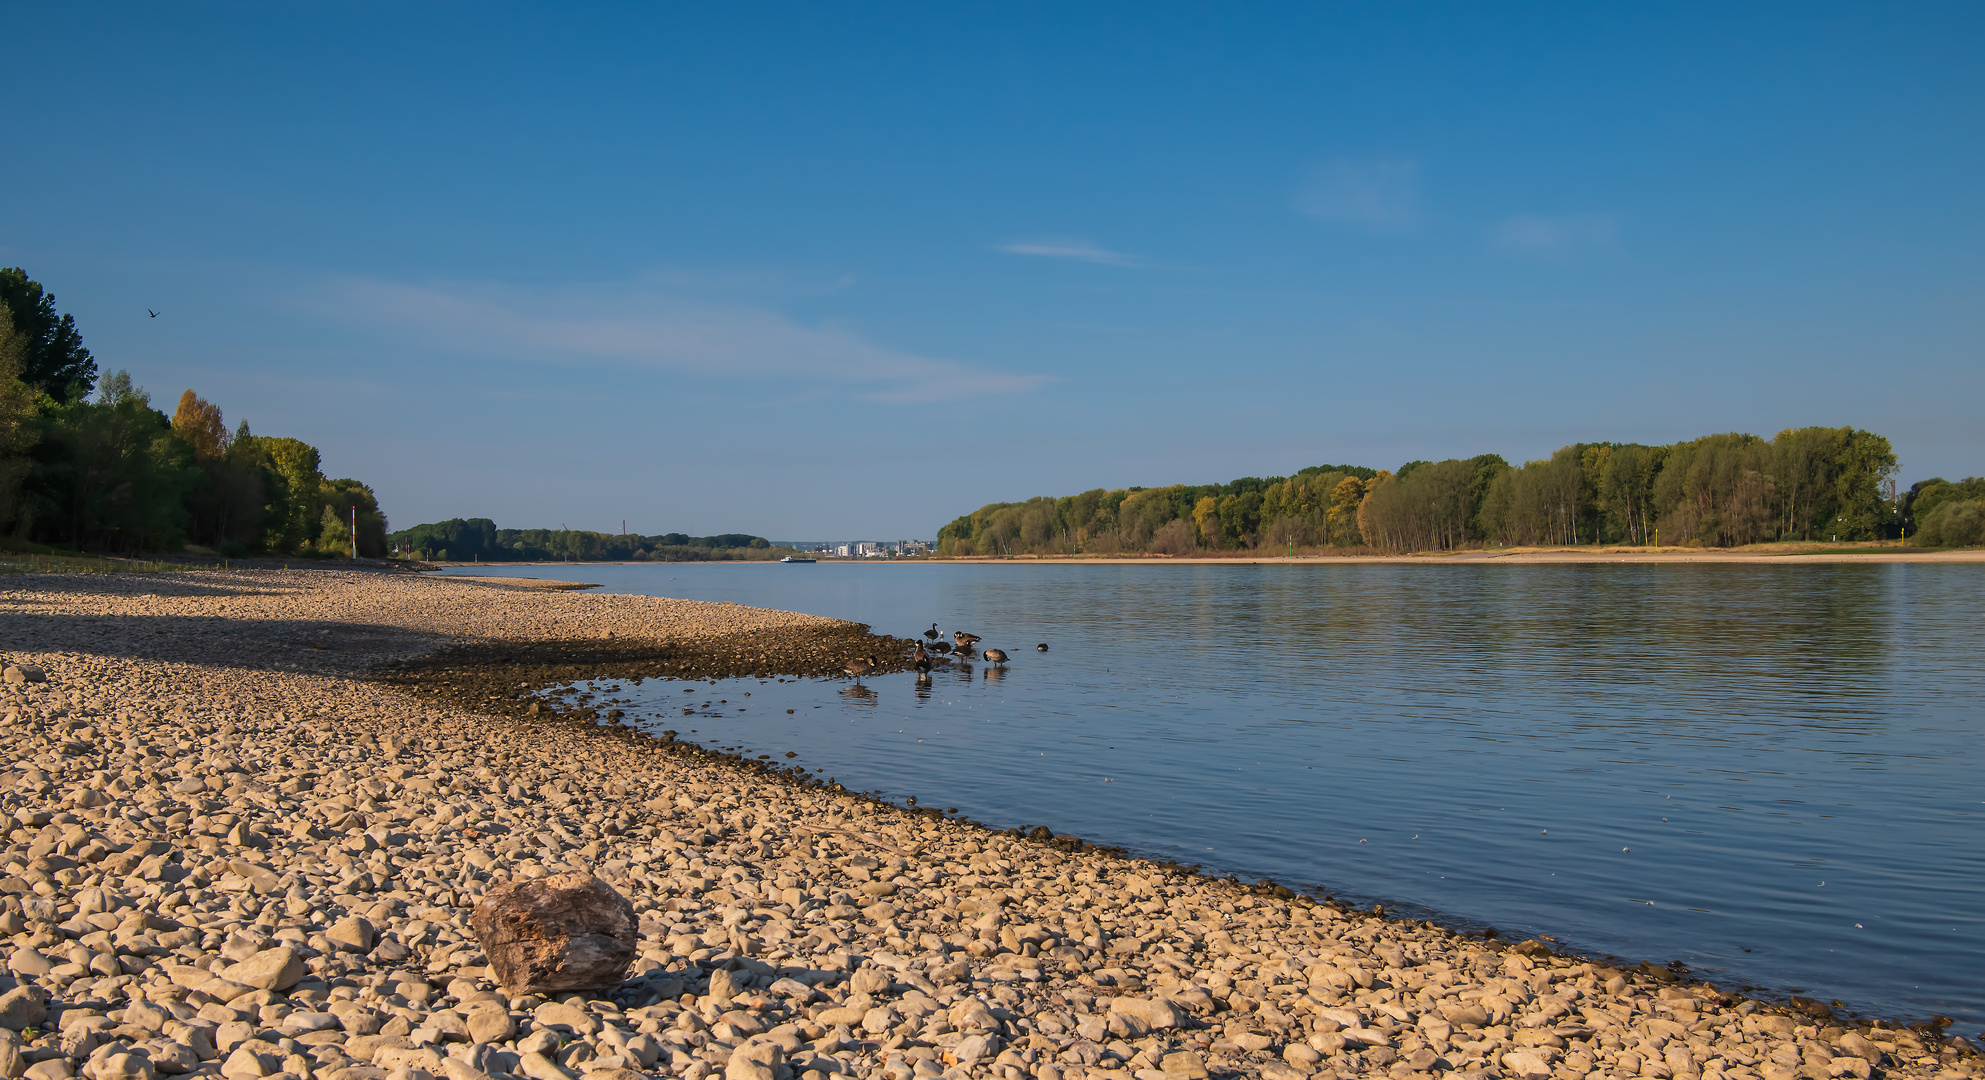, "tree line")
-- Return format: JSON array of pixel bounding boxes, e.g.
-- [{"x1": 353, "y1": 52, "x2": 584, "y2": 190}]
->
[
  {"x1": 387, "y1": 518, "x2": 799, "y2": 562},
  {"x1": 0, "y1": 268, "x2": 387, "y2": 557},
  {"x1": 938, "y1": 427, "x2": 1980, "y2": 555}
]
